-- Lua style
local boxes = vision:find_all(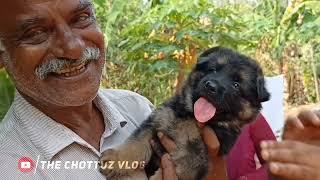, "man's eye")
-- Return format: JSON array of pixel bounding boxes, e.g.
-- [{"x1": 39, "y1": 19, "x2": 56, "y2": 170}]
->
[
  {"x1": 29, "y1": 30, "x2": 43, "y2": 36},
  {"x1": 77, "y1": 14, "x2": 90, "y2": 21},
  {"x1": 72, "y1": 13, "x2": 94, "y2": 28},
  {"x1": 22, "y1": 28, "x2": 48, "y2": 44}
]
